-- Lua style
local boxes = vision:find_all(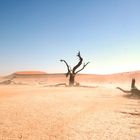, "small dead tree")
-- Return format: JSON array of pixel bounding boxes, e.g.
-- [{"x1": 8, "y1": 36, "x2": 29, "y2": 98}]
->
[
  {"x1": 60, "y1": 51, "x2": 89, "y2": 86},
  {"x1": 117, "y1": 78, "x2": 140, "y2": 97}
]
